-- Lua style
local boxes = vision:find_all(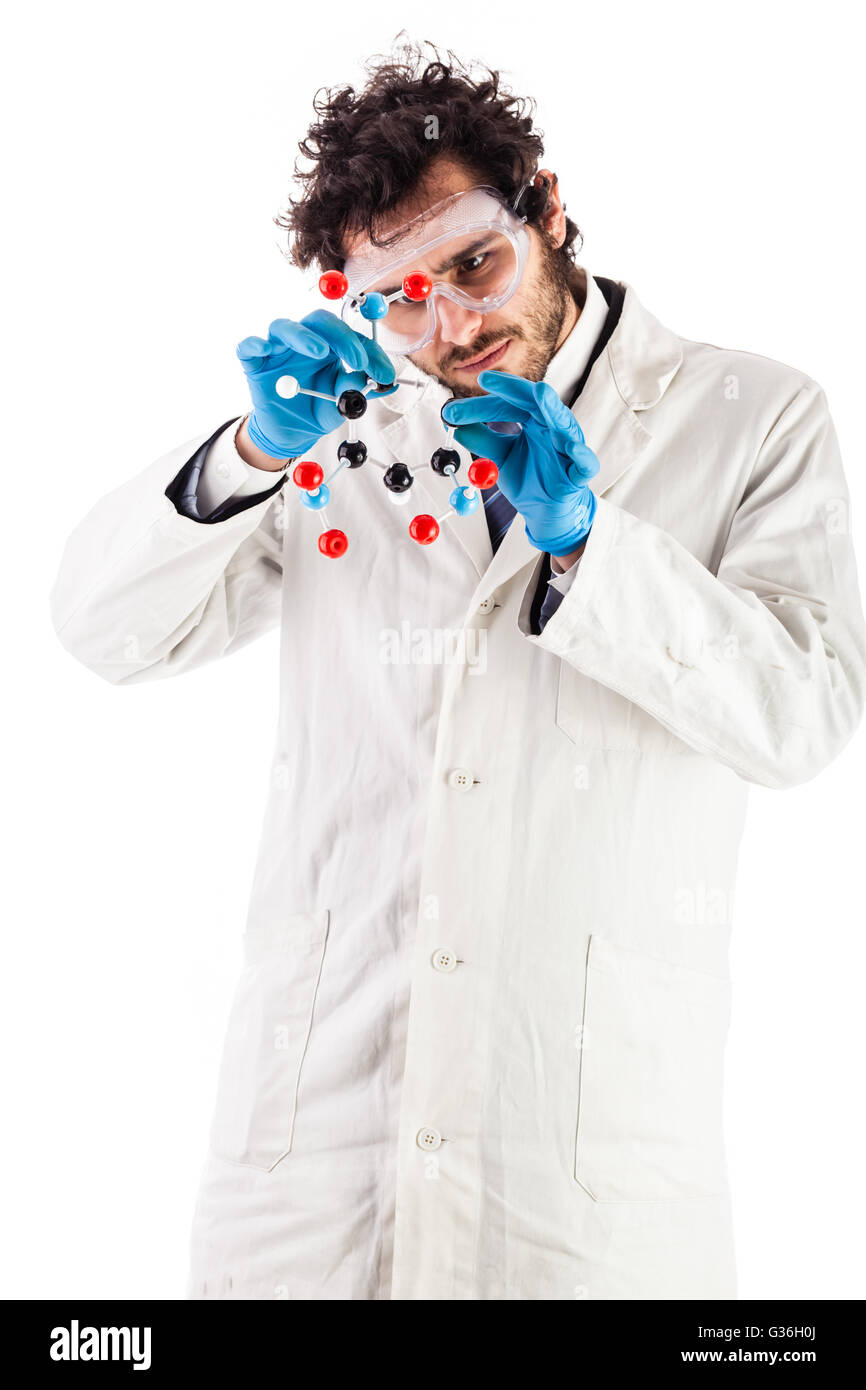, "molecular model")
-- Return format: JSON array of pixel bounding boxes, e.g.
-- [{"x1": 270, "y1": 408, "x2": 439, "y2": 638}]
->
[{"x1": 275, "y1": 268, "x2": 499, "y2": 557}]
